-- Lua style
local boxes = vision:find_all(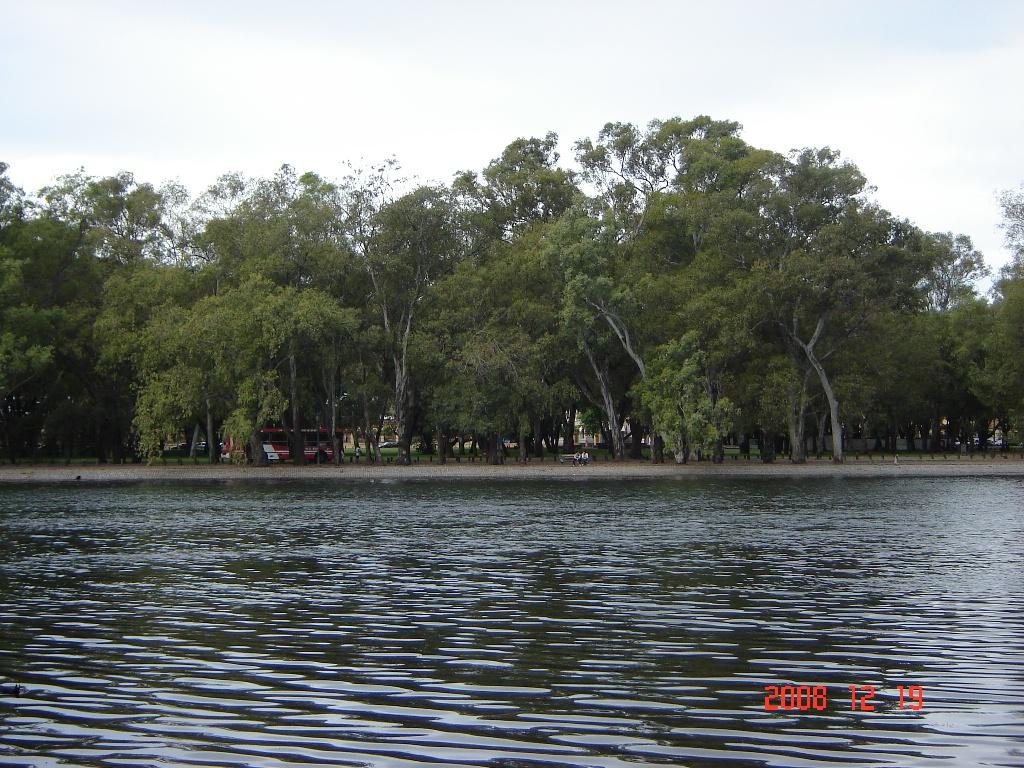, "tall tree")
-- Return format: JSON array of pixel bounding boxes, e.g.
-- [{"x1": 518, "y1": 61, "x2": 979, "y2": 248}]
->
[
  {"x1": 745, "y1": 149, "x2": 929, "y2": 462},
  {"x1": 199, "y1": 166, "x2": 354, "y2": 463},
  {"x1": 349, "y1": 184, "x2": 460, "y2": 464},
  {"x1": 0, "y1": 164, "x2": 52, "y2": 411}
]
